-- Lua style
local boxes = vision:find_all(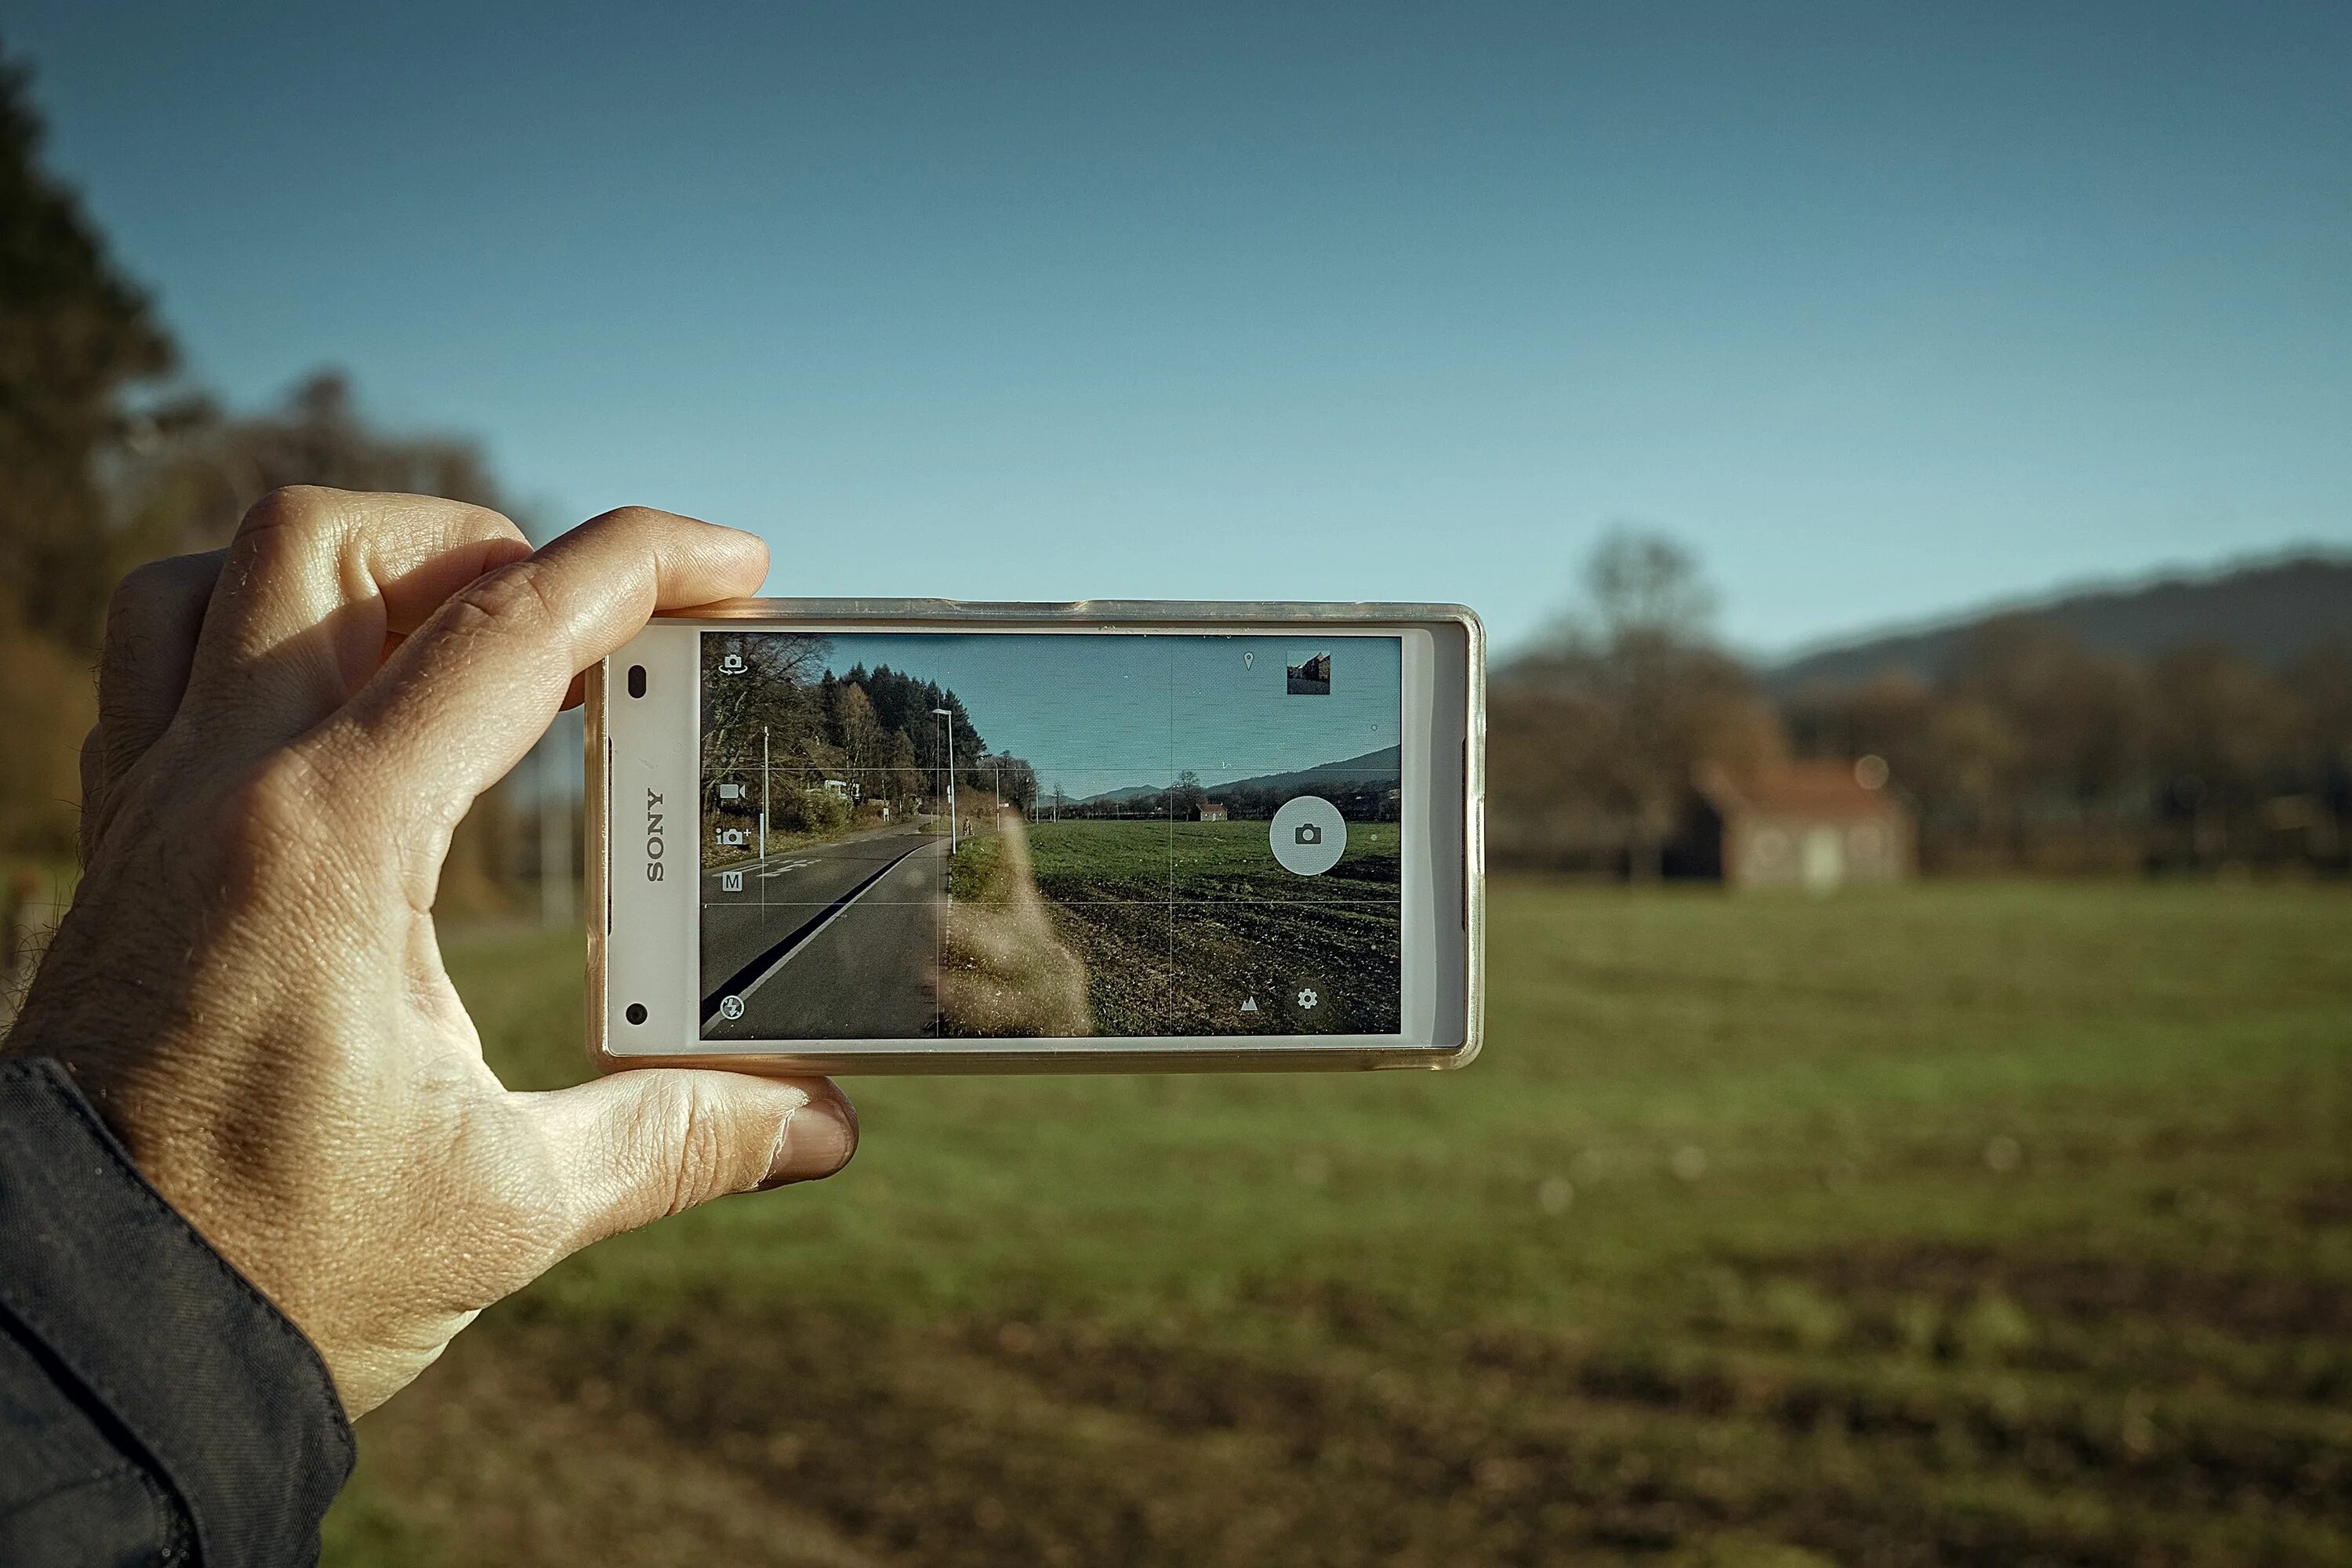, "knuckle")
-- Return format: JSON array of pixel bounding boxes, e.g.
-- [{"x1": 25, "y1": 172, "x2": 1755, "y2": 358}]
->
[
  {"x1": 238, "y1": 484, "x2": 342, "y2": 539},
  {"x1": 444, "y1": 561, "x2": 560, "y2": 640},
  {"x1": 102, "y1": 552, "x2": 214, "y2": 648},
  {"x1": 581, "y1": 504, "x2": 701, "y2": 550},
  {"x1": 229, "y1": 487, "x2": 351, "y2": 580},
  {"x1": 472, "y1": 503, "x2": 524, "y2": 542},
  {"x1": 427, "y1": 497, "x2": 527, "y2": 549},
  {"x1": 103, "y1": 558, "x2": 180, "y2": 629},
  {"x1": 590, "y1": 504, "x2": 667, "y2": 533},
  {"x1": 477, "y1": 1163, "x2": 570, "y2": 1273},
  {"x1": 645, "y1": 1078, "x2": 749, "y2": 1217}
]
